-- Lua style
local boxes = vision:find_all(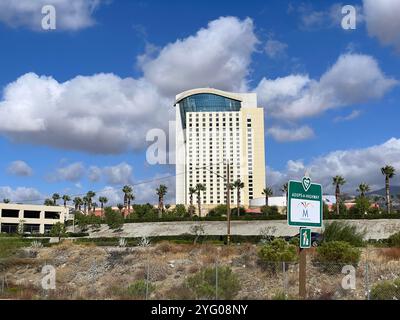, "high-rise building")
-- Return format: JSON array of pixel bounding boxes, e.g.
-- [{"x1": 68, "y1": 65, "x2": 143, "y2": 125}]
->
[{"x1": 174, "y1": 88, "x2": 265, "y2": 213}]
